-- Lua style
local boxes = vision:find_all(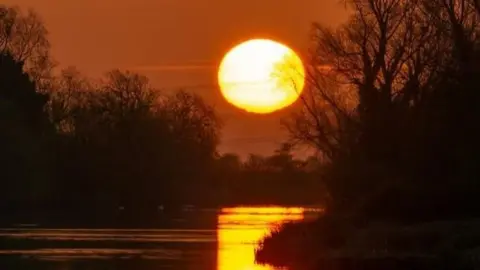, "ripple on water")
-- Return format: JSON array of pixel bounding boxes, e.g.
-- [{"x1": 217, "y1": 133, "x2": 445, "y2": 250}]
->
[{"x1": 0, "y1": 248, "x2": 182, "y2": 261}]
